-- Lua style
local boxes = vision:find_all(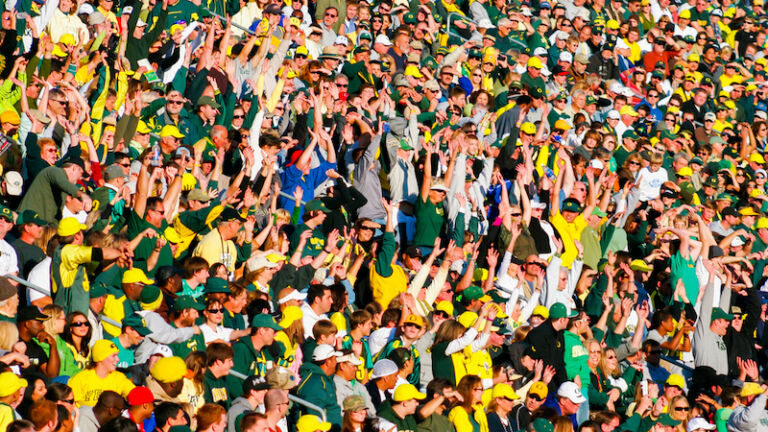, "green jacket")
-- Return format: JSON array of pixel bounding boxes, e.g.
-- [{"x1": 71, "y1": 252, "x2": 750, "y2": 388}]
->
[
  {"x1": 296, "y1": 362, "x2": 342, "y2": 425},
  {"x1": 203, "y1": 369, "x2": 232, "y2": 409},
  {"x1": 563, "y1": 330, "x2": 590, "y2": 390},
  {"x1": 378, "y1": 403, "x2": 419, "y2": 431}
]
